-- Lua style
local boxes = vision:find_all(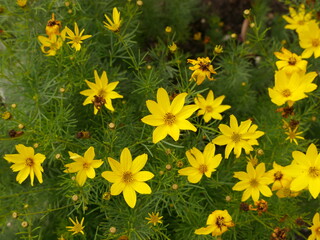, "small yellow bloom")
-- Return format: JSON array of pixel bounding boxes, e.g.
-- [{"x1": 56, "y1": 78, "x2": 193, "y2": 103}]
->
[
  {"x1": 101, "y1": 148, "x2": 154, "y2": 208},
  {"x1": 145, "y1": 212, "x2": 163, "y2": 226},
  {"x1": 286, "y1": 143, "x2": 320, "y2": 199},
  {"x1": 308, "y1": 212, "x2": 320, "y2": 240},
  {"x1": 285, "y1": 125, "x2": 304, "y2": 145},
  {"x1": 266, "y1": 162, "x2": 292, "y2": 191},
  {"x1": 168, "y1": 42, "x2": 177, "y2": 52},
  {"x1": 17, "y1": 0, "x2": 27, "y2": 7},
  {"x1": 80, "y1": 70, "x2": 123, "y2": 114},
  {"x1": 4, "y1": 144, "x2": 46, "y2": 186},
  {"x1": 66, "y1": 217, "x2": 85, "y2": 235},
  {"x1": 194, "y1": 90, "x2": 230, "y2": 122},
  {"x1": 232, "y1": 162, "x2": 273, "y2": 202},
  {"x1": 212, "y1": 115, "x2": 264, "y2": 159},
  {"x1": 37, "y1": 34, "x2": 63, "y2": 56},
  {"x1": 268, "y1": 70, "x2": 317, "y2": 107},
  {"x1": 178, "y1": 143, "x2": 222, "y2": 183},
  {"x1": 2, "y1": 111, "x2": 11, "y2": 120},
  {"x1": 46, "y1": 13, "x2": 61, "y2": 37},
  {"x1": 282, "y1": 4, "x2": 315, "y2": 33},
  {"x1": 214, "y1": 45, "x2": 223, "y2": 54},
  {"x1": 141, "y1": 88, "x2": 198, "y2": 143},
  {"x1": 187, "y1": 57, "x2": 216, "y2": 85},
  {"x1": 103, "y1": 7, "x2": 122, "y2": 32},
  {"x1": 165, "y1": 26, "x2": 172, "y2": 33},
  {"x1": 193, "y1": 32, "x2": 202, "y2": 41},
  {"x1": 64, "y1": 146, "x2": 103, "y2": 186},
  {"x1": 62, "y1": 22, "x2": 92, "y2": 51},
  {"x1": 195, "y1": 210, "x2": 234, "y2": 236},
  {"x1": 274, "y1": 47, "x2": 308, "y2": 74},
  {"x1": 298, "y1": 21, "x2": 320, "y2": 59}
]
